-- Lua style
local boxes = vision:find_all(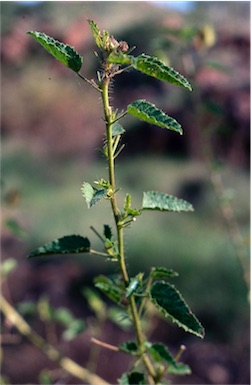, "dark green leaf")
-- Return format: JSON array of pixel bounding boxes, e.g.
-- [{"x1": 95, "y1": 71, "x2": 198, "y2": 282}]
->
[
  {"x1": 108, "y1": 52, "x2": 192, "y2": 90},
  {"x1": 127, "y1": 100, "x2": 182, "y2": 135},
  {"x1": 145, "y1": 342, "x2": 175, "y2": 364},
  {"x1": 134, "y1": 54, "x2": 192, "y2": 90},
  {"x1": 104, "y1": 224, "x2": 113, "y2": 240},
  {"x1": 94, "y1": 275, "x2": 123, "y2": 305},
  {"x1": 119, "y1": 372, "x2": 146, "y2": 385},
  {"x1": 27, "y1": 31, "x2": 82, "y2": 72},
  {"x1": 150, "y1": 267, "x2": 179, "y2": 279},
  {"x1": 149, "y1": 281, "x2": 204, "y2": 338},
  {"x1": 142, "y1": 191, "x2": 194, "y2": 212},
  {"x1": 119, "y1": 341, "x2": 138, "y2": 355},
  {"x1": 28, "y1": 235, "x2": 90, "y2": 258}
]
